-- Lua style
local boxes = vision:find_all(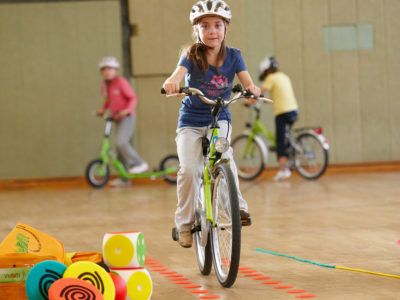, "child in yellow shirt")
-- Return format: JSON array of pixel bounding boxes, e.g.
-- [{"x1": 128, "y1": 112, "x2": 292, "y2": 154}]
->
[{"x1": 259, "y1": 56, "x2": 299, "y2": 181}]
